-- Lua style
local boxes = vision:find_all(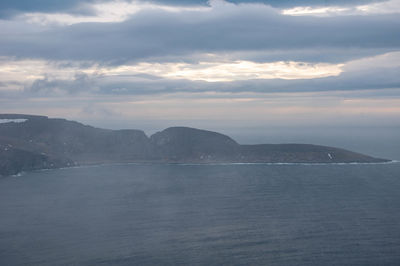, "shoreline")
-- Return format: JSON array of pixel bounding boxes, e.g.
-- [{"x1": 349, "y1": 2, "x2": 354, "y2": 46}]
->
[{"x1": 8, "y1": 160, "x2": 398, "y2": 178}]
